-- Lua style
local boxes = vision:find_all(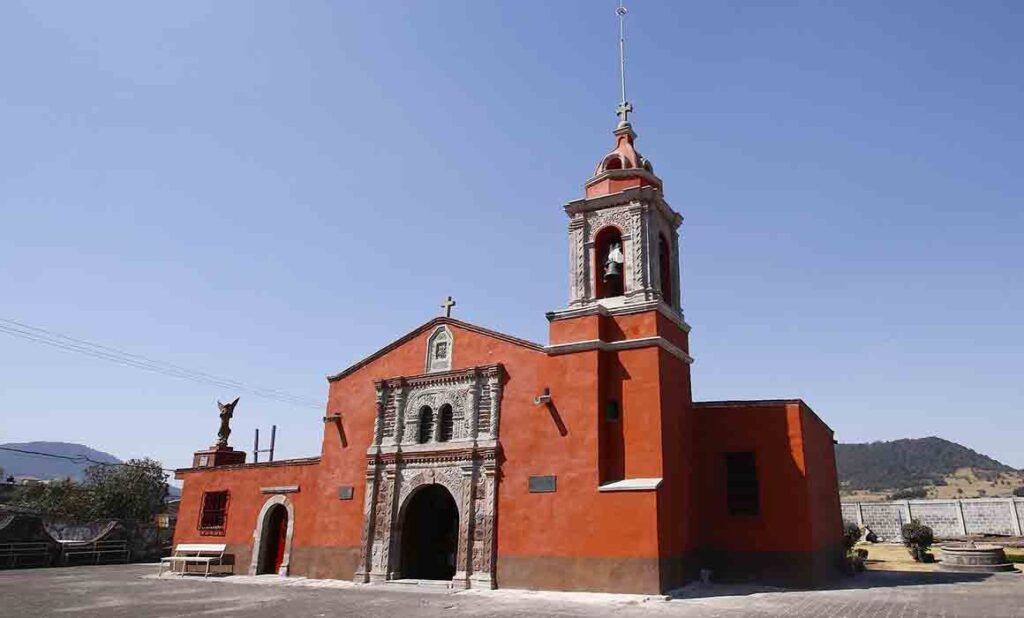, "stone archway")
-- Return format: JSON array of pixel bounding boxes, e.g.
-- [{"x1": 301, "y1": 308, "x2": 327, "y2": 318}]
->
[
  {"x1": 249, "y1": 495, "x2": 295, "y2": 576},
  {"x1": 398, "y1": 484, "x2": 459, "y2": 580}
]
